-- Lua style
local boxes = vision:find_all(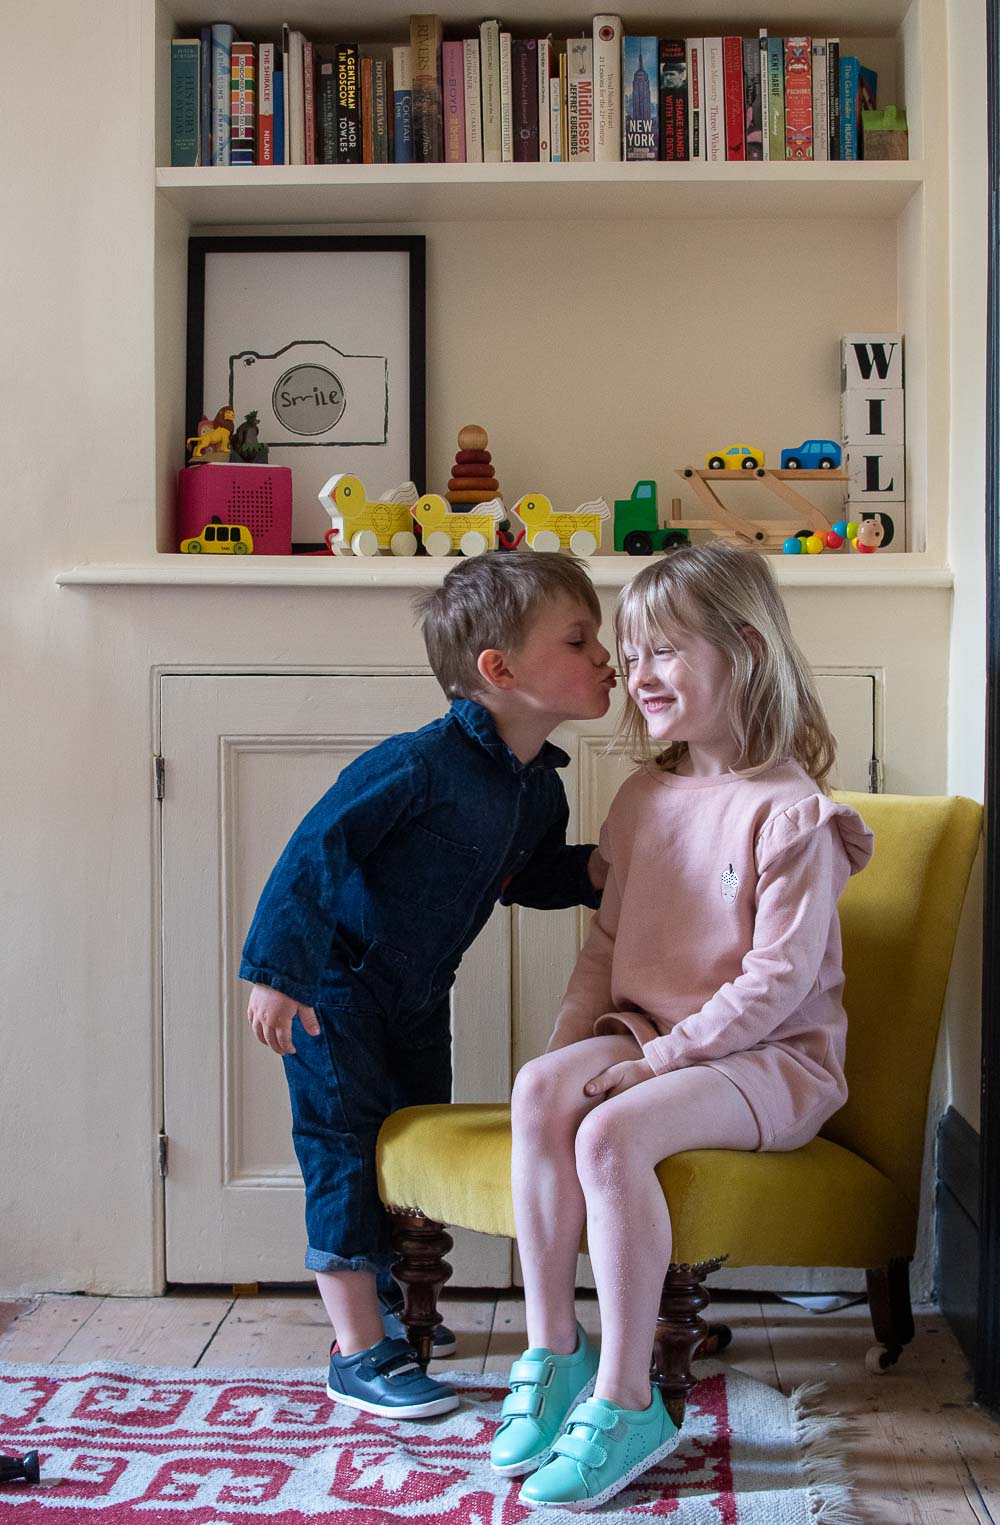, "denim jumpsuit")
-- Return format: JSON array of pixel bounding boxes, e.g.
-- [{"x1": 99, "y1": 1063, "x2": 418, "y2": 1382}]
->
[{"x1": 240, "y1": 698, "x2": 600, "y2": 1277}]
